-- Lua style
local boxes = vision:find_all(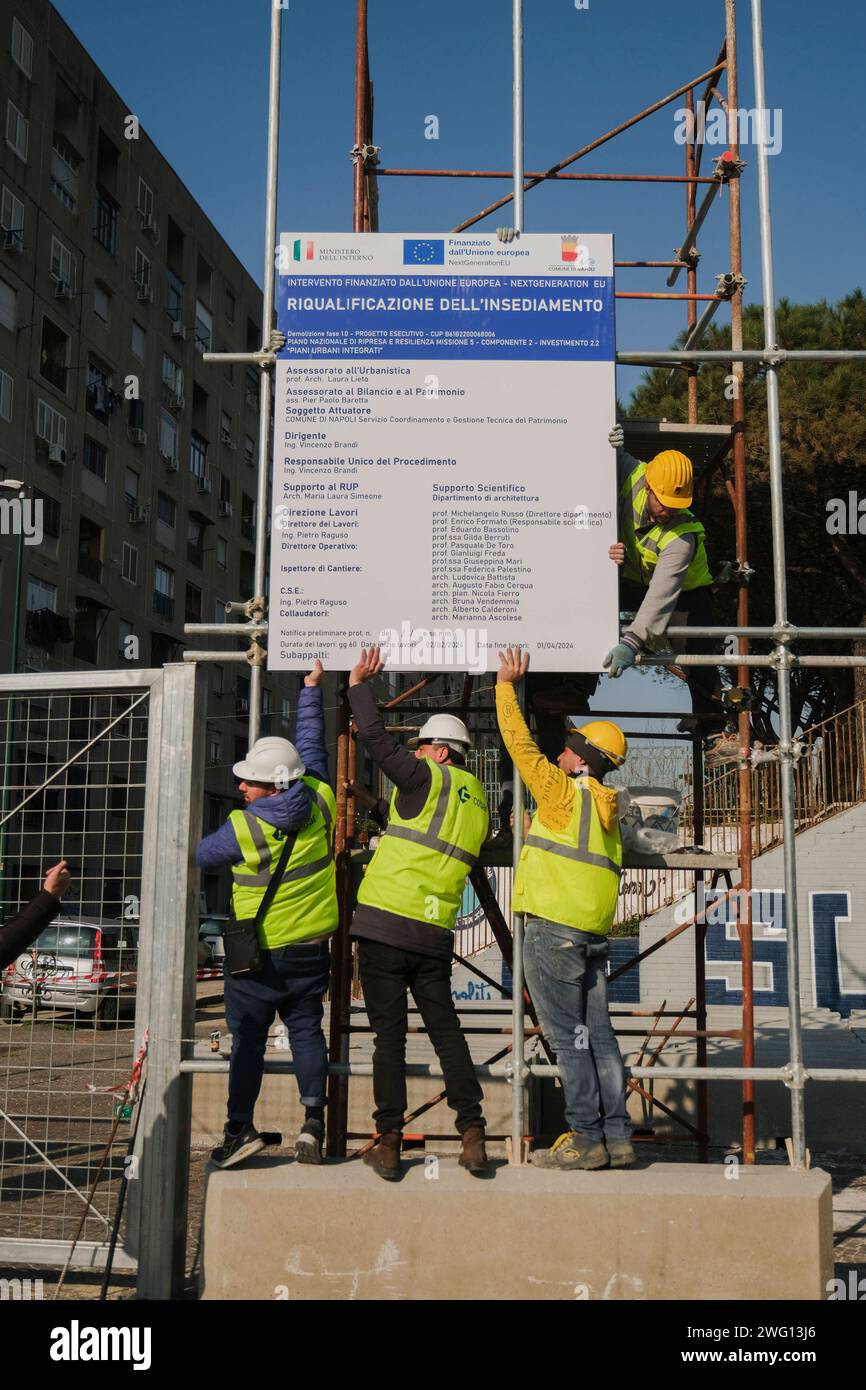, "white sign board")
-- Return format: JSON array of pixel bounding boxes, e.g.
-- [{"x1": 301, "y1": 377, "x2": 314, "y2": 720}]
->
[{"x1": 269, "y1": 232, "x2": 618, "y2": 672}]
